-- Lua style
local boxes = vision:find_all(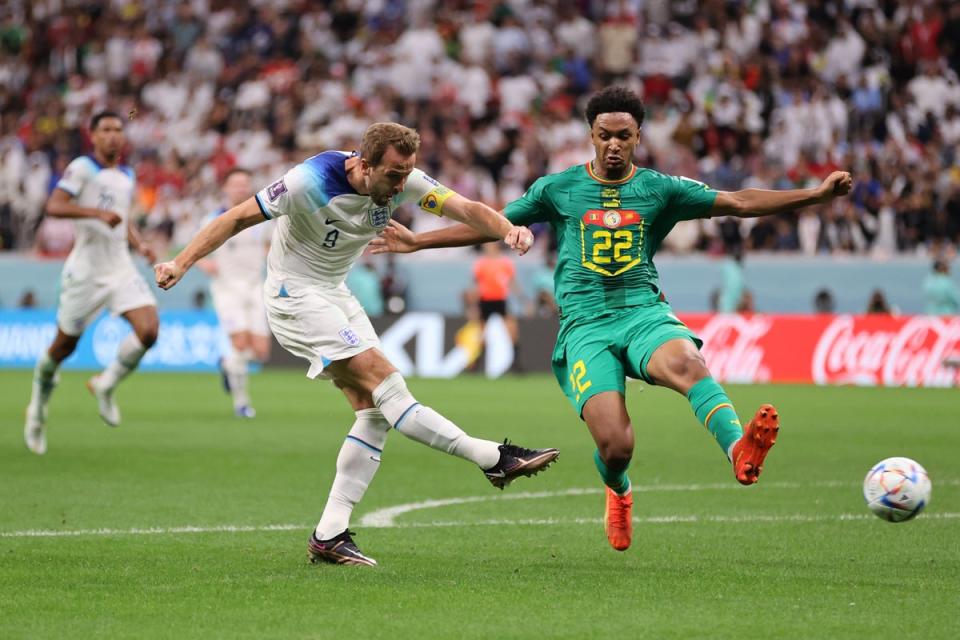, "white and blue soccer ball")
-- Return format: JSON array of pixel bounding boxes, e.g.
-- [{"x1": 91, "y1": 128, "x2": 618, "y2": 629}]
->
[{"x1": 863, "y1": 457, "x2": 932, "y2": 522}]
